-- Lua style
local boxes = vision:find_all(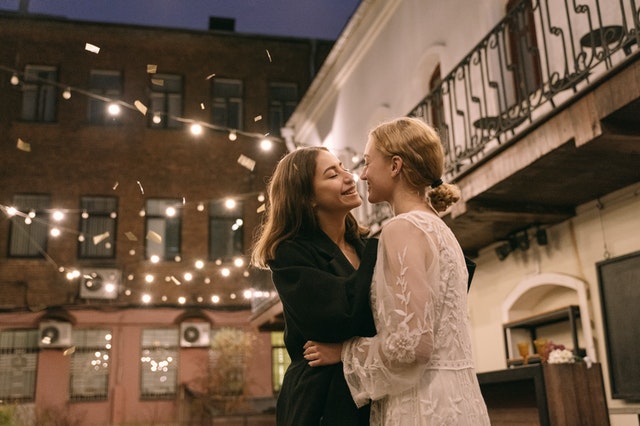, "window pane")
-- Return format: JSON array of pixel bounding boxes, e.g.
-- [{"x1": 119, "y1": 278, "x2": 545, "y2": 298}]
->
[
  {"x1": 21, "y1": 65, "x2": 58, "y2": 122},
  {"x1": 211, "y1": 79, "x2": 243, "y2": 129},
  {"x1": 0, "y1": 330, "x2": 38, "y2": 401},
  {"x1": 88, "y1": 70, "x2": 122, "y2": 124},
  {"x1": 209, "y1": 201, "x2": 244, "y2": 261},
  {"x1": 70, "y1": 329, "x2": 111, "y2": 401},
  {"x1": 9, "y1": 194, "x2": 50, "y2": 257},
  {"x1": 268, "y1": 83, "x2": 298, "y2": 135},
  {"x1": 270, "y1": 331, "x2": 289, "y2": 394},
  {"x1": 145, "y1": 199, "x2": 181, "y2": 260},
  {"x1": 79, "y1": 196, "x2": 117, "y2": 258},
  {"x1": 140, "y1": 329, "x2": 178, "y2": 399},
  {"x1": 148, "y1": 74, "x2": 182, "y2": 129}
]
